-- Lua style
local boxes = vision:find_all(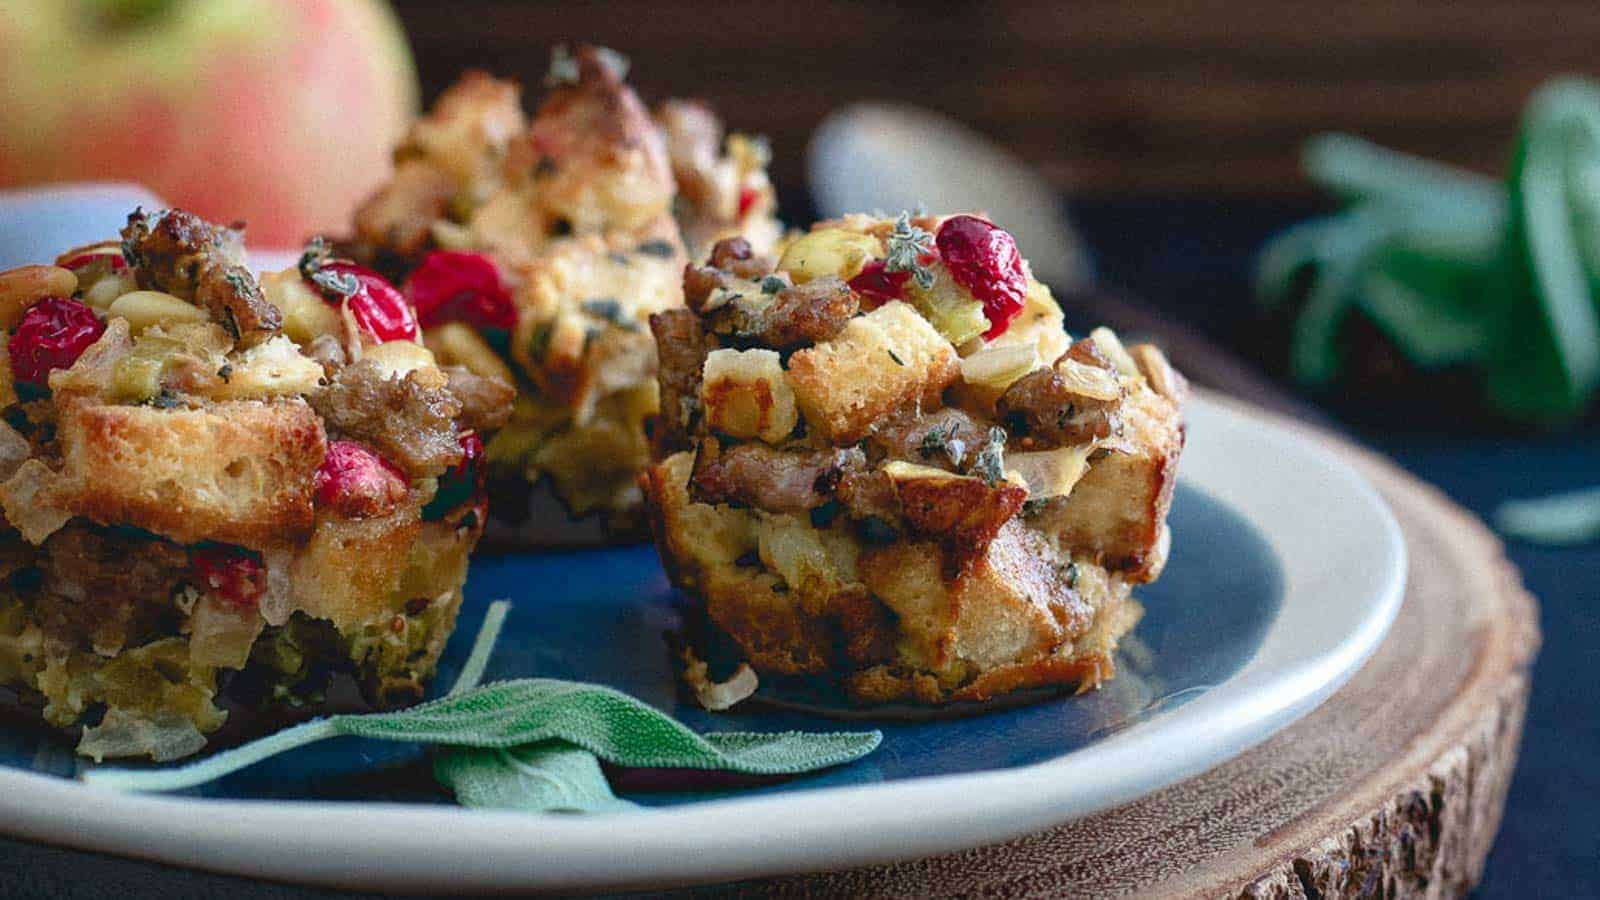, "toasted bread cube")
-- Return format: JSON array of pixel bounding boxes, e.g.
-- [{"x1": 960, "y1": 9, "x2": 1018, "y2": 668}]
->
[
  {"x1": 1034, "y1": 382, "x2": 1183, "y2": 581},
  {"x1": 290, "y1": 508, "x2": 423, "y2": 630},
  {"x1": 511, "y1": 224, "x2": 683, "y2": 415},
  {"x1": 859, "y1": 520, "x2": 1091, "y2": 678},
  {"x1": 52, "y1": 399, "x2": 326, "y2": 548},
  {"x1": 785, "y1": 301, "x2": 960, "y2": 444},
  {"x1": 699, "y1": 348, "x2": 798, "y2": 443}
]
